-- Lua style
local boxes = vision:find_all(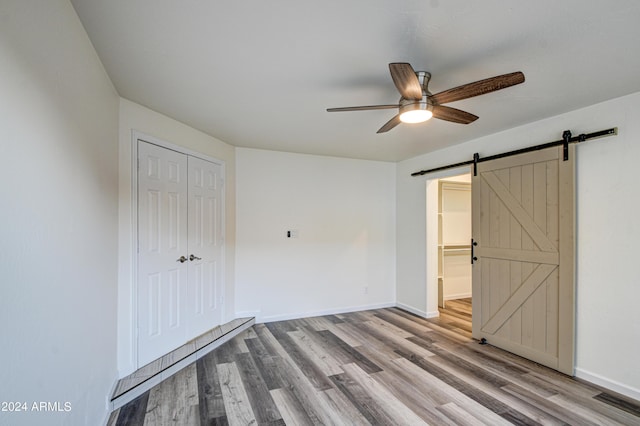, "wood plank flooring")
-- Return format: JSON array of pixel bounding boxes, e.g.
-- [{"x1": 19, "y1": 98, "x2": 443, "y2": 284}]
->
[{"x1": 107, "y1": 302, "x2": 640, "y2": 425}]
